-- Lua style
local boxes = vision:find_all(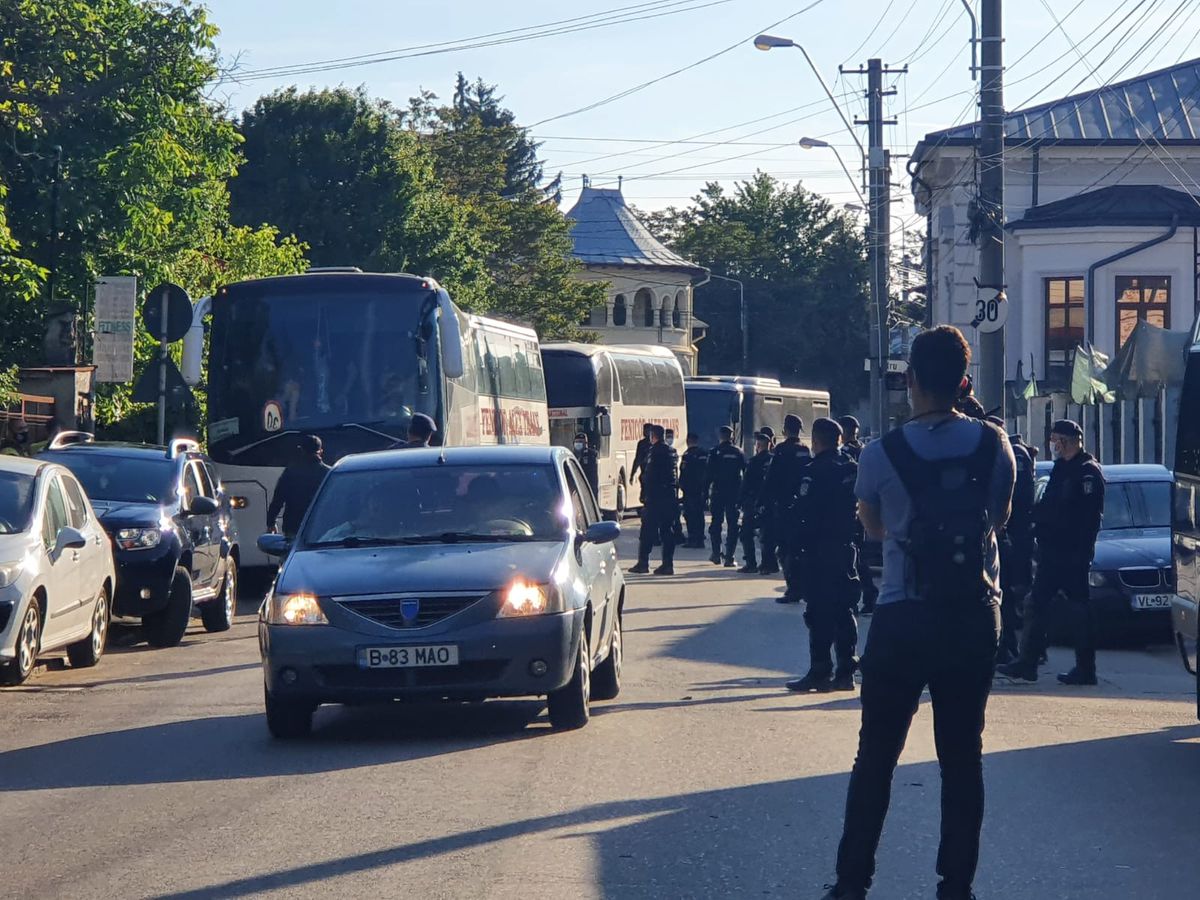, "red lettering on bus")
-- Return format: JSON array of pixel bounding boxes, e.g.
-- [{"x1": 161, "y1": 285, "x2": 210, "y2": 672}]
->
[
  {"x1": 480, "y1": 405, "x2": 545, "y2": 438},
  {"x1": 619, "y1": 417, "x2": 681, "y2": 441}
]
